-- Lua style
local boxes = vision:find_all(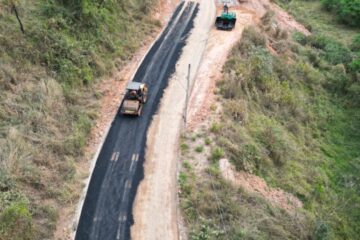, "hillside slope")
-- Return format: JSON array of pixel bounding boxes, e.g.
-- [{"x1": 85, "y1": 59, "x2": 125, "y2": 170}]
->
[
  {"x1": 0, "y1": 0, "x2": 159, "y2": 239},
  {"x1": 180, "y1": 0, "x2": 359, "y2": 239}
]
